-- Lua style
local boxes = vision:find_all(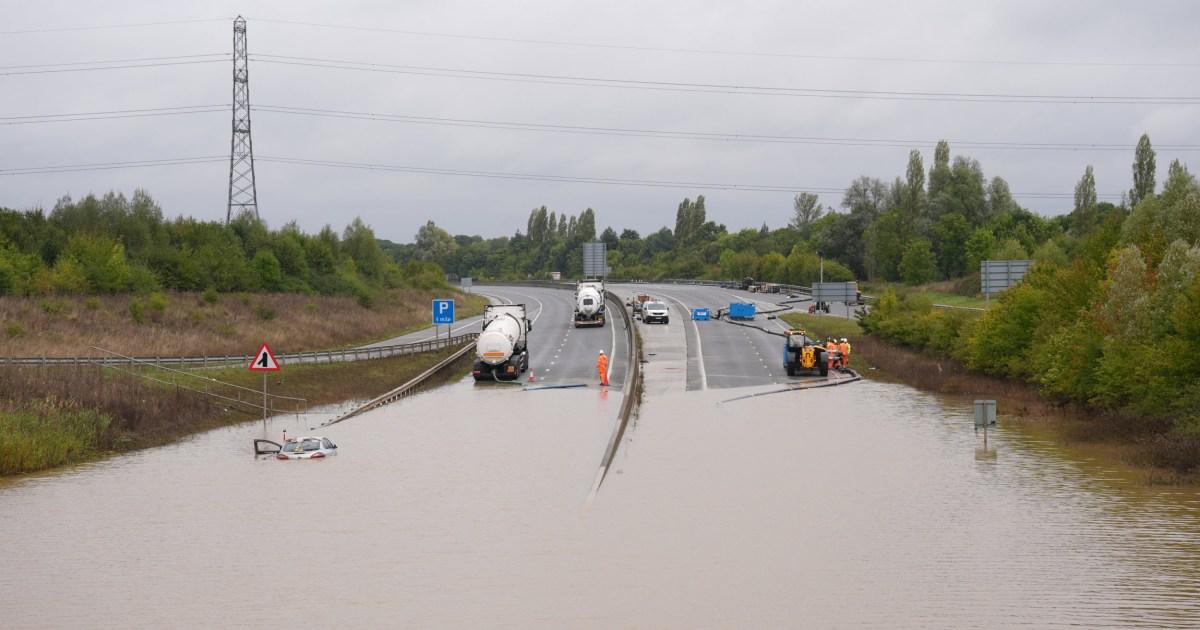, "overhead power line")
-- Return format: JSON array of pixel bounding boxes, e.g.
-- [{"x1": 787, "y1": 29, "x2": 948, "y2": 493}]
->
[
  {"x1": 0, "y1": 156, "x2": 226, "y2": 176},
  {"x1": 0, "y1": 153, "x2": 1125, "y2": 199},
  {"x1": 253, "y1": 104, "x2": 1200, "y2": 152},
  {"x1": 249, "y1": 17, "x2": 1199, "y2": 69},
  {"x1": 0, "y1": 53, "x2": 228, "y2": 70},
  {"x1": 250, "y1": 53, "x2": 1200, "y2": 105},
  {"x1": 0, "y1": 18, "x2": 228, "y2": 35},
  {"x1": 0, "y1": 56, "x2": 227, "y2": 77},
  {"x1": 0, "y1": 105, "x2": 227, "y2": 125}
]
